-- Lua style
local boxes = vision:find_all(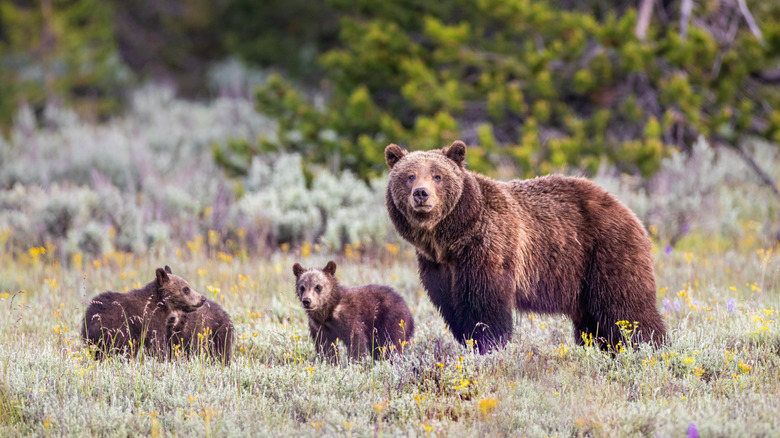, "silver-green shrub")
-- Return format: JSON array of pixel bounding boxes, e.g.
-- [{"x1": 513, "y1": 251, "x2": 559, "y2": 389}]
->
[
  {"x1": 234, "y1": 153, "x2": 393, "y2": 249},
  {"x1": 594, "y1": 137, "x2": 779, "y2": 247}
]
